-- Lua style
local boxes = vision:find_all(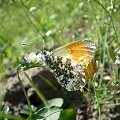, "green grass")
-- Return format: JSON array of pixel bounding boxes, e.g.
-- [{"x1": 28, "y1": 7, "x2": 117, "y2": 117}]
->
[{"x1": 0, "y1": 0, "x2": 120, "y2": 119}]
